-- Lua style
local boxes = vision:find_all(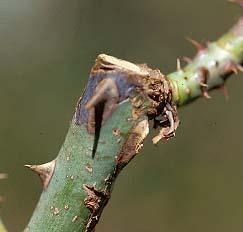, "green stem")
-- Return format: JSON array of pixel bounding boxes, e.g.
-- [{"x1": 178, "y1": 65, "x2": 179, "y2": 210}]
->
[
  {"x1": 168, "y1": 17, "x2": 243, "y2": 106},
  {"x1": 25, "y1": 17, "x2": 243, "y2": 232}
]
